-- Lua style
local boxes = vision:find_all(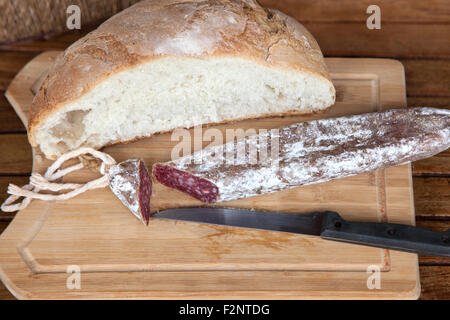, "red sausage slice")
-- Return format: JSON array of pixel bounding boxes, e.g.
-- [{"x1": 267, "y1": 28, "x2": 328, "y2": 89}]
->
[{"x1": 153, "y1": 164, "x2": 219, "y2": 203}]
